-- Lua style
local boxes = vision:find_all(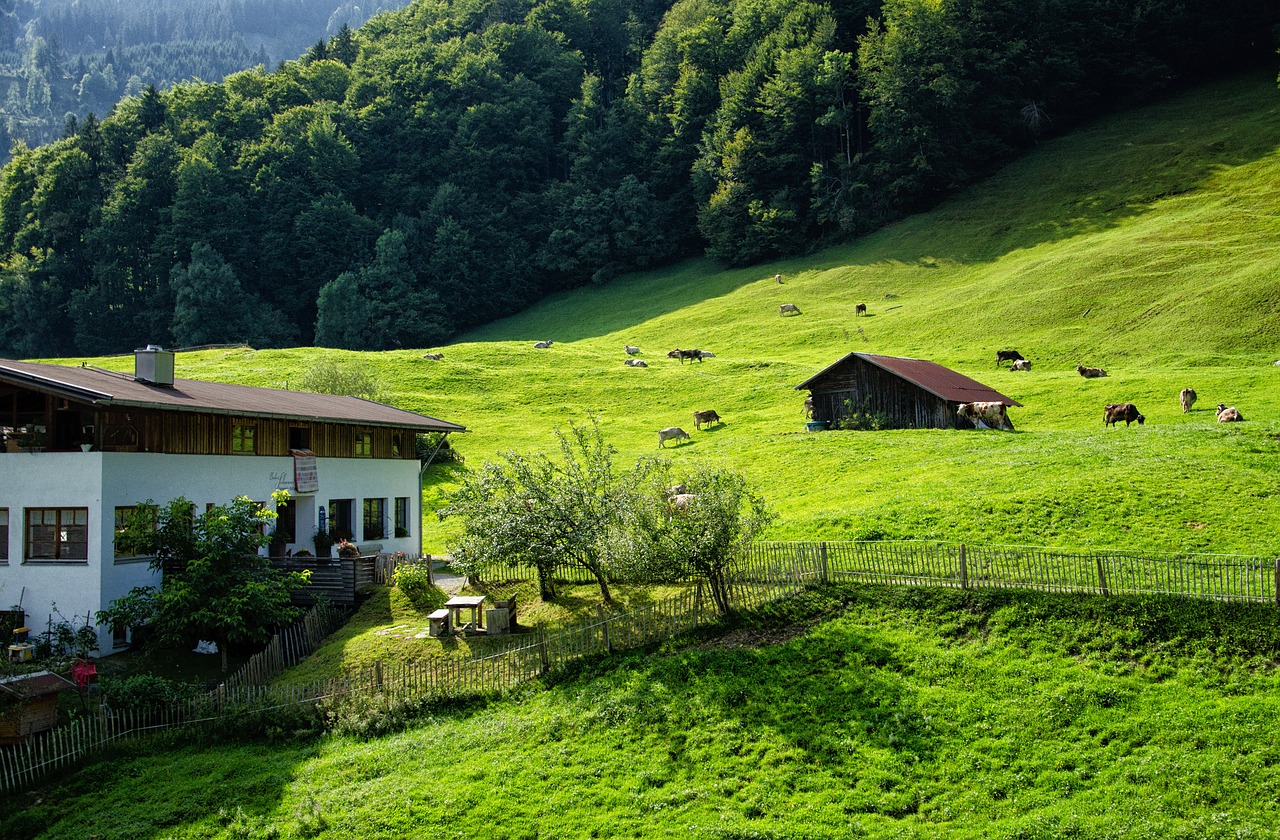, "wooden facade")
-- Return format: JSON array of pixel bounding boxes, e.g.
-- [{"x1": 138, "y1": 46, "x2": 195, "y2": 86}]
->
[{"x1": 797, "y1": 353, "x2": 1019, "y2": 431}]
